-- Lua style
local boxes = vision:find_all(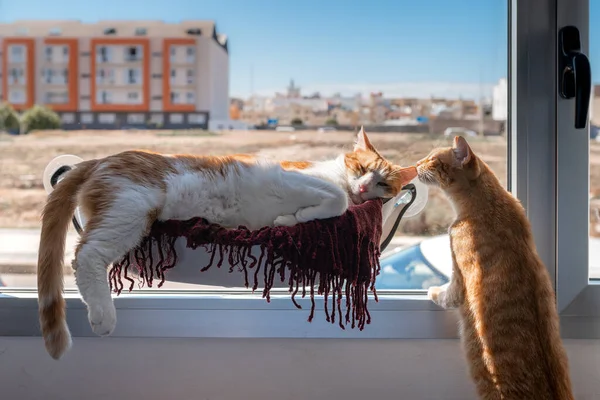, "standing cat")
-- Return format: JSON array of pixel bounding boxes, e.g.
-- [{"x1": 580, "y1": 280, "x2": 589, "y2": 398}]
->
[
  {"x1": 416, "y1": 136, "x2": 574, "y2": 400},
  {"x1": 37, "y1": 128, "x2": 417, "y2": 359}
]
